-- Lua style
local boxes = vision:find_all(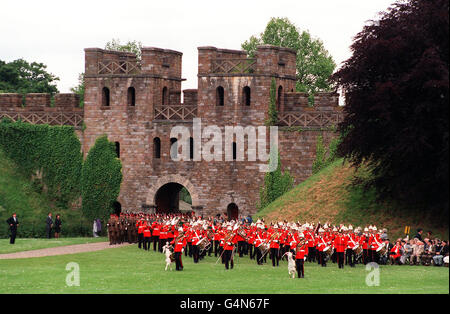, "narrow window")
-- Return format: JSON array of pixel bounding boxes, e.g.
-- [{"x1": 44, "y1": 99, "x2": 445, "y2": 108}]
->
[
  {"x1": 189, "y1": 137, "x2": 194, "y2": 160},
  {"x1": 127, "y1": 87, "x2": 135, "y2": 106},
  {"x1": 216, "y1": 86, "x2": 224, "y2": 106},
  {"x1": 102, "y1": 87, "x2": 110, "y2": 106},
  {"x1": 232, "y1": 142, "x2": 237, "y2": 160},
  {"x1": 162, "y1": 87, "x2": 168, "y2": 106},
  {"x1": 170, "y1": 137, "x2": 178, "y2": 159},
  {"x1": 115, "y1": 142, "x2": 120, "y2": 158},
  {"x1": 277, "y1": 86, "x2": 283, "y2": 110},
  {"x1": 243, "y1": 86, "x2": 251, "y2": 106},
  {"x1": 154, "y1": 137, "x2": 161, "y2": 159}
]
